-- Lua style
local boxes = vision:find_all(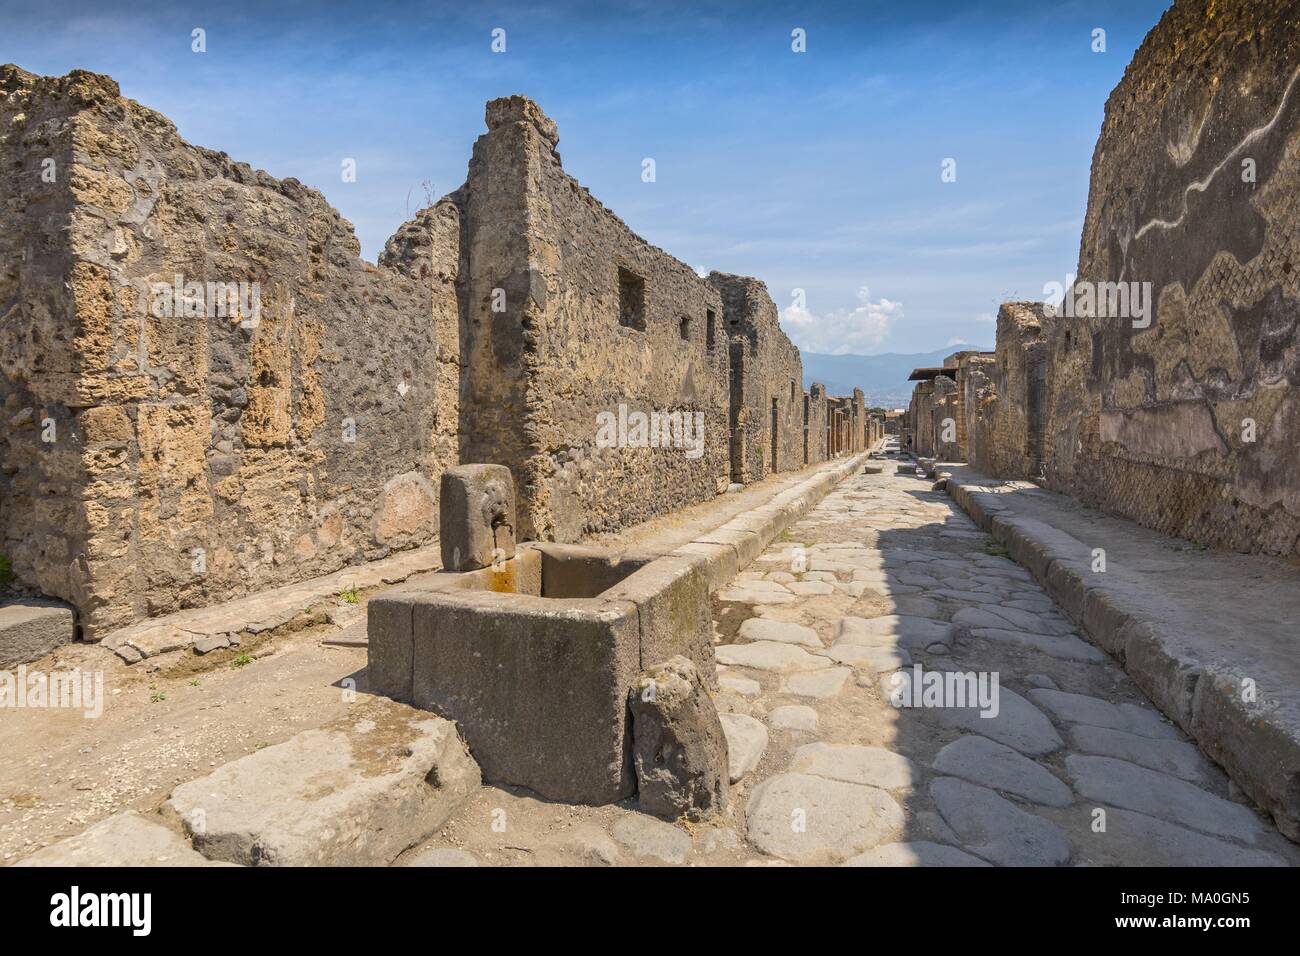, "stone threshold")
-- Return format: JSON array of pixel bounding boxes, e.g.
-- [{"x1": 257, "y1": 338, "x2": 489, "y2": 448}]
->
[
  {"x1": 943, "y1": 464, "x2": 1300, "y2": 842},
  {"x1": 98, "y1": 452, "x2": 871, "y2": 664}
]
